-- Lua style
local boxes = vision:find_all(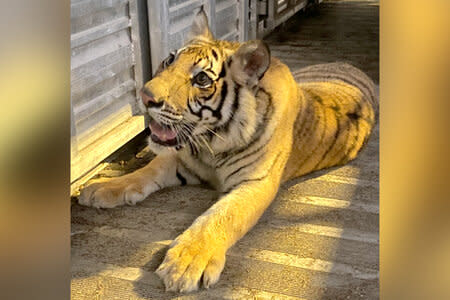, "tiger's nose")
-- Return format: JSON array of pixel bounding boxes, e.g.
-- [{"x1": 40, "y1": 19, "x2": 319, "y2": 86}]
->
[{"x1": 140, "y1": 89, "x2": 164, "y2": 108}]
